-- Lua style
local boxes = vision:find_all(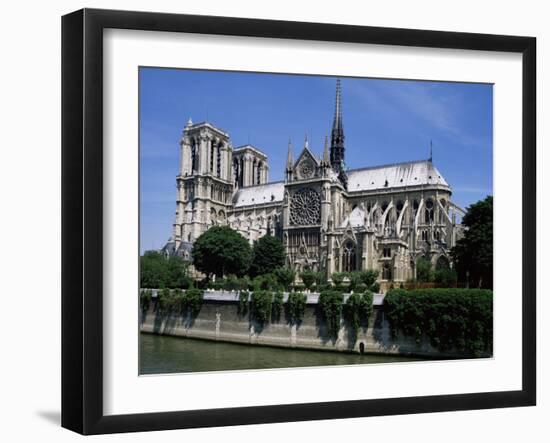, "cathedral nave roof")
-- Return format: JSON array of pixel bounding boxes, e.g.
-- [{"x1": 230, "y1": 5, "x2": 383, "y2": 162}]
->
[
  {"x1": 233, "y1": 181, "x2": 285, "y2": 208},
  {"x1": 347, "y1": 159, "x2": 449, "y2": 193}
]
